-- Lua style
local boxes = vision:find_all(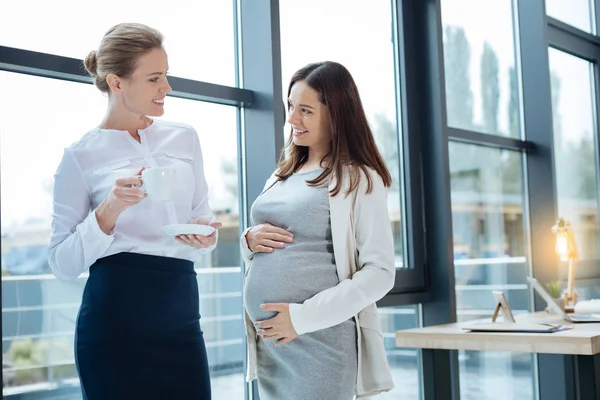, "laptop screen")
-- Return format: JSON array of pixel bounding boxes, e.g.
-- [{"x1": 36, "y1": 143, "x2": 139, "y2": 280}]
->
[{"x1": 527, "y1": 277, "x2": 566, "y2": 317}]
